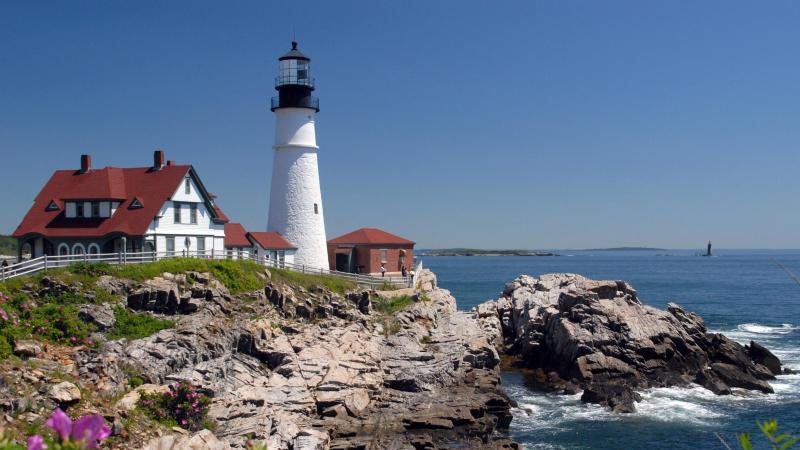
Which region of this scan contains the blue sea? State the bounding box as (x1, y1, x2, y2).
(423, 250, 800, 449)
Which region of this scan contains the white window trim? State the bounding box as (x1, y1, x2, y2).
(87, 243, 100, 256)
(58, 243, 70, 256)
(72, 243, 86, 255)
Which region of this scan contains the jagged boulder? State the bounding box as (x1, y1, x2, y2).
(49, 381, 81, 404)
(79, 303, 116, 330)
(477, 273, 783, 412)
(13, 339, 42, 358)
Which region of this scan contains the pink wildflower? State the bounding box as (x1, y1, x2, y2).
(45, 408, 72, 442)
(26, 435, 47, 450)
(72, 415, 112, 449)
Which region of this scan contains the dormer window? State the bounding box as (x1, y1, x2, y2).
(129, 198, 143, 209)
(45, 200, 59, 212)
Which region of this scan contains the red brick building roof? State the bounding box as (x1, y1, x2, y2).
(224, 223, 250, 247)
(248, 232, 296, 250)
(13, 163, 228, 239)
(328, 228, 414, 245)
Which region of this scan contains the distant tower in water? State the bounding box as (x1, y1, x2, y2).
(706, 241, 713, 257)
(267, 41, 328, 269)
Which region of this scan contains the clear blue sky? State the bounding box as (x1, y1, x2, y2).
(1, 1, 798, 249)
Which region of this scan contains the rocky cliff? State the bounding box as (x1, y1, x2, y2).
(476, 273, 786, 412)
(1, 267, 516, 449)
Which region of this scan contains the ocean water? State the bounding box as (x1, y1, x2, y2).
(423, 250, 800, 449)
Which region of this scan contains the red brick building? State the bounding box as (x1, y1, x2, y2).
(327, 228, 414, 275)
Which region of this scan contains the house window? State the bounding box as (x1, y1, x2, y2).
(380, 249, 388, 263)
(197, 237, 205, 254)
(190, 203, 198, 224)
(166, 236, 175, 254)
(65, 202, 76, 218)
(91, 201, 100, 218)
(76, 202, 84, 218)
(129, 198, 143, 209)
(46, 200, 59, 212)
(58, 244, 69, 256)
(174, 202, 182, 223)
(185, 177, 191, 195)
(314, 203, 319, 214)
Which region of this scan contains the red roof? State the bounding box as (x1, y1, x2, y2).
(13, 164, 227, 239)
(247, 232, 296, 250)
(328, 228, 415, 246)
(212, 205, 230, 223)
(224, 223, 250, 247)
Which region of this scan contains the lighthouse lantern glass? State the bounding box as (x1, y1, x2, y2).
(279, 59, 311, 86)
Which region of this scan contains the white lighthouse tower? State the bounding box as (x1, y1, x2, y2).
(267, 41, 328, 269)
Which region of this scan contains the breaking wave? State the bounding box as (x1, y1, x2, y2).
(736, 323, 797, 335)
(504, 321, 800, 447)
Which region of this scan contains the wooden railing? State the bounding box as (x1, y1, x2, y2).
(0, 250, 411, 289)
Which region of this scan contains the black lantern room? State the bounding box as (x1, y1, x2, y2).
(270, 41, 320, 112)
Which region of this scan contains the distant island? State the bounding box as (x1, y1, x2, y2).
(419, 246, 668, 256)
(419, 248, 557, 257)
(0, 234, 16, 256)
(580, 246, 666, 252)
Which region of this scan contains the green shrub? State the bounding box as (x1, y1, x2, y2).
(68, 262, 113, 277)
(373, 295, 415, 315)
(0, 291, 97, 350)
(129, 376, 145, 388)
(738, 419, 797, 450)
(113, 258, 265, 293)
(138, 382, 212, 431)
(271, 268, 356, 295)
(107, 308, 174, 340)
(0, 335, 12, 359)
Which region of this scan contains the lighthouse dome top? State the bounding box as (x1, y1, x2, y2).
(279, 41, 310, 61)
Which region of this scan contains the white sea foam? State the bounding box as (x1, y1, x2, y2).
(737, 323, 797, 335)
(507, 321, 800, 437)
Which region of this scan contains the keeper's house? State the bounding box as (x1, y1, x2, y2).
(327, 228, 414, 275)
(12, 151, 229, 260)
(224, 222, 297, 265)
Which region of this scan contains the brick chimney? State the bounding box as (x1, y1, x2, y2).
(153, 150, 165, 170)
(80, 154, 92, 173)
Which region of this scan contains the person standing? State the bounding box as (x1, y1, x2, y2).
(401, 265, 407, 277)
(408, 268, 415, 288)
(380, 264, 386, 278)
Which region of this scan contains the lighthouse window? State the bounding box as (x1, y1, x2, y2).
(314, 203, 319, 214)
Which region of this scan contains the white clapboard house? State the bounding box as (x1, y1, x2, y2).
(12, 151, 230, 259)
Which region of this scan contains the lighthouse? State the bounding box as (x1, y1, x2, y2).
(267, 41, 328, 269)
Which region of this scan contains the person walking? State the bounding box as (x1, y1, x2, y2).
(380, 264, 386, 278)
(401, 265, 407, 277)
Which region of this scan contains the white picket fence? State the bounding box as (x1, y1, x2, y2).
(0, 250, 412, 289)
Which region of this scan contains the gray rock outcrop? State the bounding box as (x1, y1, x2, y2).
(76, 269, 515, 449)
(477, 273, 783, 412)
